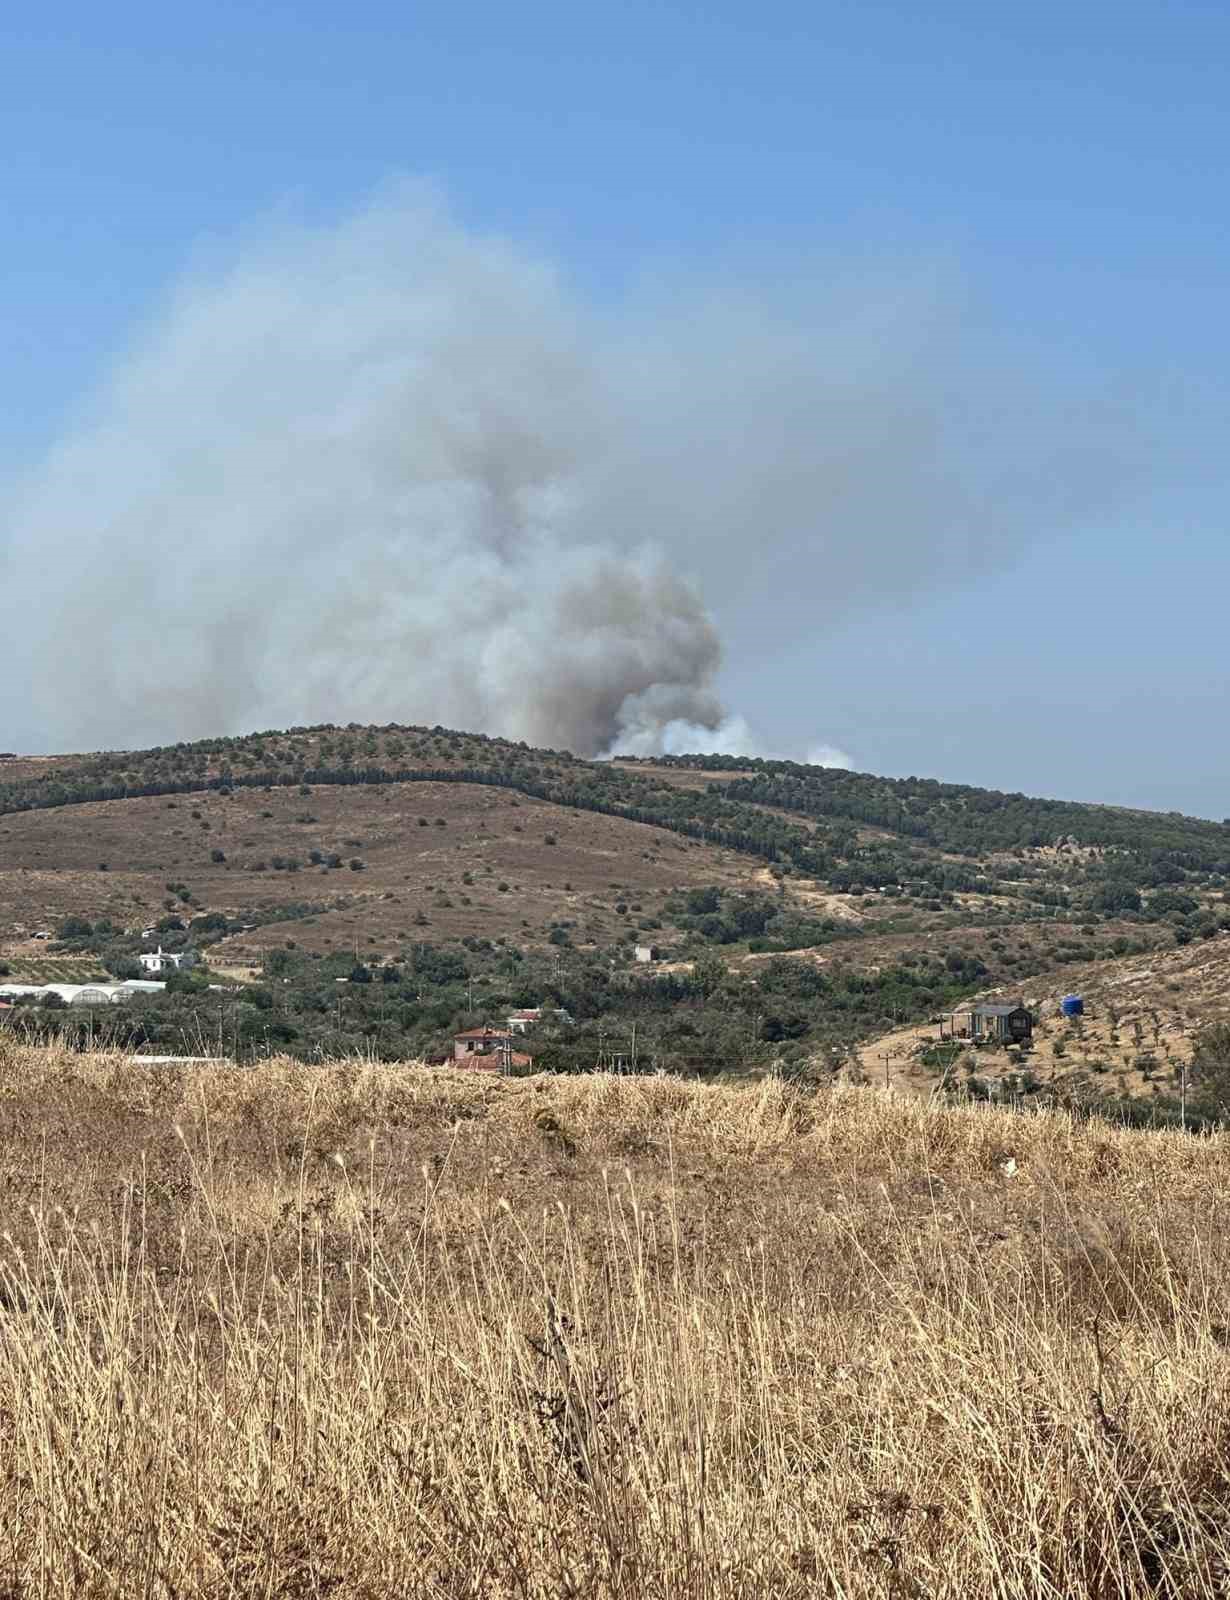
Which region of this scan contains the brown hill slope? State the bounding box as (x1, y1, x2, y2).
(2, 723, 1225, 1087)
(0, 777, 759, 959)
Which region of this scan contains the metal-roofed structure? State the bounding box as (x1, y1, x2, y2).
(942, 1001, 1033, 1044)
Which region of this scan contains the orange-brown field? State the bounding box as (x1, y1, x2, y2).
(1, 1041, 1228, 1596)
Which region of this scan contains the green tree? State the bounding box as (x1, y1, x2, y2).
(693, 951, 727, 998)
(1191, 1023, 1230, 1121)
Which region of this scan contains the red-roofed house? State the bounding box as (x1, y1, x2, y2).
(452, 1028, 533, 1072)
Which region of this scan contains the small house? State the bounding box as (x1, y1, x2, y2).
(633, 944, 659, 964)
(451, 1028, 533, 1072)
(945, 1002, 1033, 1044)
(139, 947, 197, 975)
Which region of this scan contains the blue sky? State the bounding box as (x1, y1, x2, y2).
(3, 1, 1228, 814)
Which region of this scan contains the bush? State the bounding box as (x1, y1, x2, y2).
(1088, 882, 1143, 915)
(165, 969, 206, 996)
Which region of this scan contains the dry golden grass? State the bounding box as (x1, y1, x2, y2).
(1, 1041, 1229, 1597)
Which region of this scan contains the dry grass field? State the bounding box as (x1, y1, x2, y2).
(1, 1044, 1229, 1596)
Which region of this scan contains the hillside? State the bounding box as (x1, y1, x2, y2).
(0, 778, 754, 958)
(1, 1045, 1228, 1597)
(1, 723, 1227, 1086)
(853, 927, 1230, 1107)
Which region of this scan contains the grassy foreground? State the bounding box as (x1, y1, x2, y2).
(0, 1046, 1228, 1597)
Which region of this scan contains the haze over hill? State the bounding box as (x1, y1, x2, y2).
(1, 188, 1130, 765)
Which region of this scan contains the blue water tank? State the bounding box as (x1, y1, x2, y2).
(1061, 994, 1084, 1017)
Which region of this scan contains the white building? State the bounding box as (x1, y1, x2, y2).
(633, 944, 659, 964)
(138, 947, 196, 975)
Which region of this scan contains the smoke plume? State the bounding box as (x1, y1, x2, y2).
(0, 184, 1122, 759)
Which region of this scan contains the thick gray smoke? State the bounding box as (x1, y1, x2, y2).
(0, 185, 1123, 758)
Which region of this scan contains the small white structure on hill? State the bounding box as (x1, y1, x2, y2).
(139, 947, 196, 975)
(633, 944, 659, 964)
